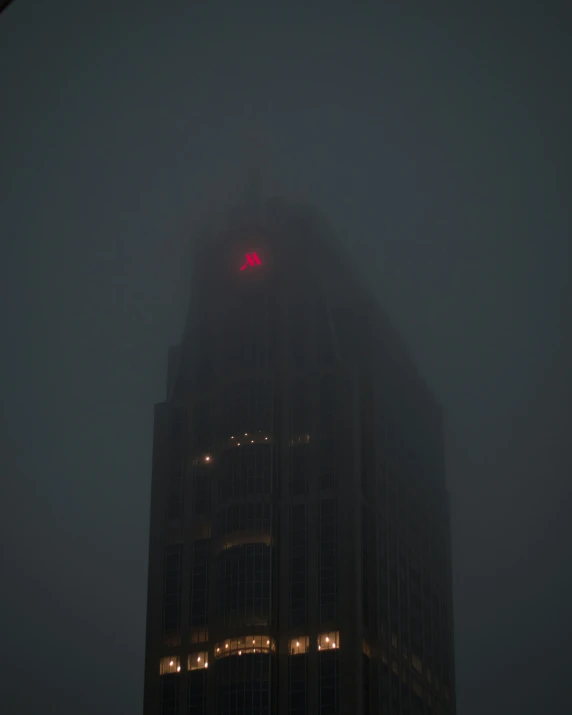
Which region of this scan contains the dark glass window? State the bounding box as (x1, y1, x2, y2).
(319, 649, 339, 714)
(388, 480, 397, 522)
(168, 491, 182, 519)
(289, 653, 308, 714)
(230, 292, 274, 372)
(188, 669, 207, 715)
(362, 653, 370, 715)
(318, 375, 336, 437)
(362, 508, 370, 629)
(381, 664, 390, 710)
(291, 379, 310, 433)
(319, 499, 337, 623)
(290, 305, 309, 370)
(290, 504, 306, 627)
(318, 438, 336, 489)
(163, 544, 182, 635)
(170, 407, 185, 480)
(391, 673, 400, 712)
(160, 673, 179, 715)
(291, 443, 308, 495)
(191, 539, 209, 626)
(216, 653, 272, 715)
(217, 543, 271, 627)
(318, 307, 337, 366)
(219, 444, 272, 502)
(193, 401, 211, 453)
(194, 471, 210, 515)
(226, 380, 273, 436)
(217, 502, 271, 537)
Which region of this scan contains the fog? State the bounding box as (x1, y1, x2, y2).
(1, 1, 571, 713)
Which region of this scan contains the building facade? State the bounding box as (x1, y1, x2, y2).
(143, 199, 456, 714)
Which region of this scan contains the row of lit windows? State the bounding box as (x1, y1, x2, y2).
(160, 654, 208, 674)
(290, 631, 340, 654)
(160, 632, 339, 674)
(214, 635, 277, 658)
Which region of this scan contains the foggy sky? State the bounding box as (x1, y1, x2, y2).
(1, 1, 571, 713)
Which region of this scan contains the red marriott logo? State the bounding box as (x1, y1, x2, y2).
(240, 252, 262, 271)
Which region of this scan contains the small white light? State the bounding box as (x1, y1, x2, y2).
(251, 440, 254, 443)
(197, 656, 201, 662)
(177, 666, 181, 672)
(244, 433, 247, 436)
(296, 641, 300, 647)
(266, 640, 270, 645)
(238, 650, 242, 656)
(326, 636, 329, 642)
(217, 648, 220, 653)
(205, 455, 211, 462)
(332, 643, 336, 648)
(169, 660, 174, 666)
(265, 437, 268, 440)
(205, 662, 208, 668)
(253, 639, 256, 644)
(225, 644, 229, 649)
(318, 645, 321, 650)
(237, 442, 241, 446)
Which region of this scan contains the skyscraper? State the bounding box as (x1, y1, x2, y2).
(143, 199, 456, 715)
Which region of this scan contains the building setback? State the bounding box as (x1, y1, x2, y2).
(143, 199, 456, 715)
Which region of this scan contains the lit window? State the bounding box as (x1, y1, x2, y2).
(317, 631, 339, 650)
(289, 636, 310, 655)
(159, 655, 181, 675)
(188, 651, 208, 671)
(213, 635, 276, 658)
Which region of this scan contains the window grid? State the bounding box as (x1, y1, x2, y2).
(188, 669, 207, 715)
(216, 502, 271, 537)
(191, 540, 209, 626)
(290, 504, 307, 627)
(219, 444, 272, 502)
(291, 443, 308, 495)
(160, 673, 179, 715)
(163, 544, 182, 639)
(289, 652, 308, 714)
(216, 652, 272, 715)
(217, 543, 272, 627)
(319, 499, 337, 623)
(319, 649, 339, 714)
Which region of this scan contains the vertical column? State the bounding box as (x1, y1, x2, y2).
(337, 368, 362, 712)
(143, 402, 171, 715)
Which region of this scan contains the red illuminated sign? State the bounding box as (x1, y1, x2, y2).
(240, 252, 262, 271)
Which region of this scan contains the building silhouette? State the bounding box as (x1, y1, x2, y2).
(143, 199, 456, 714)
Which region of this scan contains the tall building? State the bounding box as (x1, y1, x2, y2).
(143, 199, 456, 715)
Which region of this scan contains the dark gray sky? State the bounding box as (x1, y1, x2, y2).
(1, 1, 571, 713)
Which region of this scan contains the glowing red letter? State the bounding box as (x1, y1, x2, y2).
(240, 252, 262, 271)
